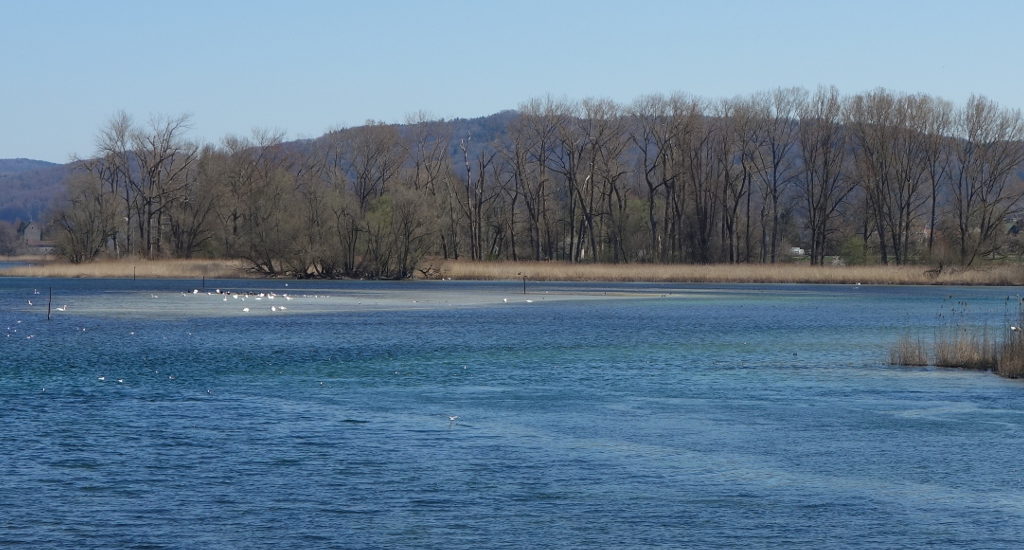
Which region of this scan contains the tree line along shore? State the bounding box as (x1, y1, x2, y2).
(38, 86, 1024, 280)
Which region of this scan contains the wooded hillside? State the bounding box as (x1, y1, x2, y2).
(0, 159, 69, 222)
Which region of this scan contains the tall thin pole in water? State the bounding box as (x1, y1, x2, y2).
(47, 287, 52, 321)
(522, 275, 527, 295)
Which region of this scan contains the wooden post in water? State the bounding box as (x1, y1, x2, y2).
(522, 275, 527, 295)
(47, 287, 52, 321)
(133, 265, 136, 280)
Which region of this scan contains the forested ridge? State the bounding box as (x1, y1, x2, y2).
(48, 86, 1024, 278)
(0, 160, 67, 222)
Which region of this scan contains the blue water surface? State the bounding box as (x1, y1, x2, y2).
(2, 278, 1023, 549)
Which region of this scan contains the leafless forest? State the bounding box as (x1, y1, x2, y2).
(53, 86, 1024, 278)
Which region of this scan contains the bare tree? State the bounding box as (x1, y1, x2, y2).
(213, 129, 294, 274)
(716, 98, 758, 263)
(629, 94, 683, 262)
(582, 99, 631, 263)
(798, 86, 854, 265)
(76, 112, 198, 258)
(748, 88, 804, 262)
(846, 89, 932, 264)
(404, 114, 459, 258)
(129, 114, 199, 257)
(165, 144, 218, 258)
(675, 97, 719, 263)
(454, 136, 499, 260)
(920, 96, 955, 257)
(949, 95, 1024, 265)
(512, 98, 564, 260)
(53, 172, 118, 263)
(82, 111, 134, 256)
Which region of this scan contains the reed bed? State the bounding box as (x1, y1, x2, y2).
(933, 331, 999, 370)
(433, 260, 1024, 286)
(5, 256, 1024, 286)
(0, 254, 49, 263)
(996, 300, 1024, 378)
(0, 258, 250, 279)
(890, 300, 1024, 381)
(997, 332, 1024, 379)
(889, 335, 929, 366)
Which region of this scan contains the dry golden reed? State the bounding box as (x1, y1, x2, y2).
(889, 335, 929, 366)
(889, 303, 1024, 380)
(933, 331, 999, 370)
(432, 260, 1024, 286)
(998, 333, 1024, 379)
(0, 258, 250, 279)
(6, 256, 1024, 287)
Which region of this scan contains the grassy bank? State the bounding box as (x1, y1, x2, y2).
(0, 257, 250, 279)
(432, 260, 1024, 286)
(4, 256, 1024, 285)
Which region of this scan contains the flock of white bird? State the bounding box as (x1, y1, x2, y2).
(180, 288, 297, 314)
(18, 282, 542, 321)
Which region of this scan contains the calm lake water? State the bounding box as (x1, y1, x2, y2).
(2, 278, 1023, 549)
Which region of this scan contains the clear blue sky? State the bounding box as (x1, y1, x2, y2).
(2, 0, 1021, 162)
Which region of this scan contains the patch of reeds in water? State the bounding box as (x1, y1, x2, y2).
(933, 330, 999, 370)
(997, 331, 1024, 379)
(996, 301, 1024, 378)
(890, 300, 1024, 381)
(888, 335, 929, 366)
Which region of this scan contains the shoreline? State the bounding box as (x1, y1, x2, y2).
(2, 256, 1023, 286)
(432, 260, 1024, 286)
(0, 257, 252, 280)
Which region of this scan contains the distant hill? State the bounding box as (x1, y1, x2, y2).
(0, 158, 60, 175)
(0, 159, 72, 223)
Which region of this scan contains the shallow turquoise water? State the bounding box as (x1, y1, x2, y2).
(2, 279, 1023, 548)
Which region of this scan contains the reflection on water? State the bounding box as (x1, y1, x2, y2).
(2, 278, 1023, 548)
